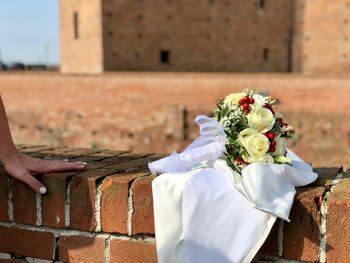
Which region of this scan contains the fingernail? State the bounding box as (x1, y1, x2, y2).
(39, 187, 47, 194)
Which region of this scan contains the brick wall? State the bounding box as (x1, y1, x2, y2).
(0, 145, 349, 262)
(59, 0, 350, 74)
(101, 0, 291, 72)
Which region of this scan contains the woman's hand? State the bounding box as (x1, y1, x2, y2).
(3, 151, 87, 194)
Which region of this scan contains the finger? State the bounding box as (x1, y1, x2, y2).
(16, 170, 47, 194)
(33, 159, 87, 173)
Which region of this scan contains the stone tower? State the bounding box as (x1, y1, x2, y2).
(60, 0, 350, 75)
(292, 0, 350, 75)
(60, 0, 293, 74)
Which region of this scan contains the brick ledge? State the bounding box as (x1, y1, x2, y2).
(0, 145, 348, 263)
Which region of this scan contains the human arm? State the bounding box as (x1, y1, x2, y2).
(0, 96, 86, 194)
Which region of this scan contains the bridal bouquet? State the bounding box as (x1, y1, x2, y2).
(214, 90, 293, 173)
(150, 89, 318, 263)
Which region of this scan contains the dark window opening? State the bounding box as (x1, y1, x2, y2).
(160, 50, 170, 64)
(259, 0, 265, 8)
(263, 48, 269, 61)
(73, 12, 79, 39)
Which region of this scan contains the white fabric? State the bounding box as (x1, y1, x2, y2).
(149, 115, 318, 263)
(148, 115, 226, 175)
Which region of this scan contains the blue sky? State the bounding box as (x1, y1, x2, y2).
(0, 0, 59, 65)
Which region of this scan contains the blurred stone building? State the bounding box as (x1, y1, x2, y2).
(60, 0, 350, 75)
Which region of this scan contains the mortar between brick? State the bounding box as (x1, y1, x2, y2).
(103, 236, 111, 263)
(318, 172, 344, 263)
(0, 252, 11, 260)
(54, 235, 59, 261)
(277, 220, 284, 257)
(127, 179, 137, 236)
(95, 181, 103, 232)
(127, 175, 151, 236)
(36, 193, 42, 226)
(25, 256, 52, 263)
(0, 221, 155, 242)
(65, 180, 72, 227)
(8, 177, 13, 221)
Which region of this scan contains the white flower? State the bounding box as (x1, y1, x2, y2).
(252, 94, 266, 106)
(238, 128, 271, 163)
(271, 136, 287, 156)
(224, 92, 245, 105)
(247, 106, 275, 133)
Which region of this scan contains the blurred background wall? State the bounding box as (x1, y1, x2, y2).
(0, 0, 349, 168)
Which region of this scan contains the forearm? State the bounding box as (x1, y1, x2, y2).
(0, 96, 18, 162)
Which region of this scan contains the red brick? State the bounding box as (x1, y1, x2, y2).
(42, 171, 78, 228)
(37, 147, 99, 161)
(100, 172, 147, 234)
(100, 152, 148, 165)
(102, 155, 154, 170)
(59, 235, 105, 263)
(70, 150, 126, 162)
(327, 179, 350, 263)
(0, 167, 9, 222)
(0, 259, 26, 263)
(0, 226, 55, 260)
(17, 144, 46, 150)
(70, 169, 117, 231)
(283, 187, 323, 262)
(109, 240, 157, 263)
(20, 146, 62, 154)
(132, 176, 155, 235)
(12, 178, 37, 225)
(258, 219, 279, 256)
(85, 162, 111, 170)
(57, 148, 102, 159)
(312, 167, 342, 188)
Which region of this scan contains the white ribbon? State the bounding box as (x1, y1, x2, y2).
(149, 115, 227, 174)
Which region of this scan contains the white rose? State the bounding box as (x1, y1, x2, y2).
(247, 106, 275, 133)
(238, 128, 270, 163)
(252, 94, 266, 106)
(224, 92, 245, 105)
(271, 136, 287, 156)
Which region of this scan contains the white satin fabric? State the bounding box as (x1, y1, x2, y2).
(149, 115, 318, 263)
